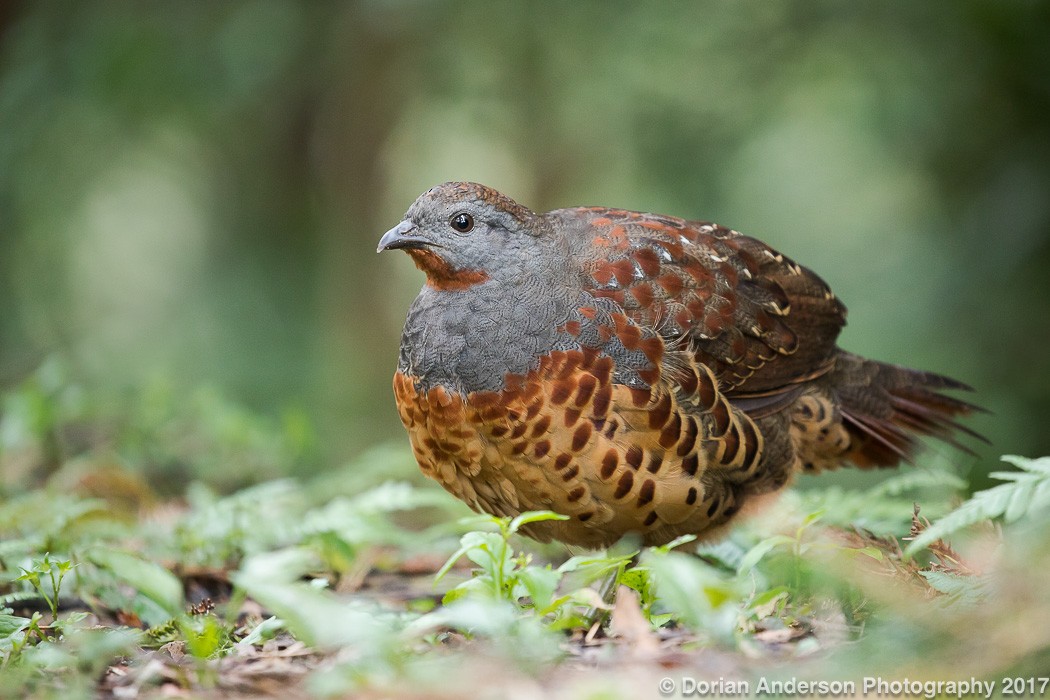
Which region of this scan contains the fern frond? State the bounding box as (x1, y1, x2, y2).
(0, 590, 40, 608)
(919, 570, 991, 607)
(798, 487, 951, 536)
(905, 455, 1050, 555)
(868, 468, 966, 498)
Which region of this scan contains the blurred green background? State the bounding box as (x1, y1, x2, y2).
(1, 1, 1047, 493)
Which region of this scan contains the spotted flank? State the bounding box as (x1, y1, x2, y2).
(393, 344, 765, 548)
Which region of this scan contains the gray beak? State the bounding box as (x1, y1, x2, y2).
(377, 220, 428, 253)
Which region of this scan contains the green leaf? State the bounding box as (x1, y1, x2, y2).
(0, 613, 30, 639)
(344, 480, 457, 515)
(237, 616, 285, 647)
(1002, 454, 1050, 475)
(652, 534, 697, 554)
(436, 533, 497, 583)
(617, 567, 651, 595)
(454, 513, 504, 532)
(237, 547, 318, 584)
(408, 598, 519, 638)
(557, 552, 634, 583)
(508, 510, 568, 535)
(180, 615, 229, 659)
(868, 468, 967, 498)
(747, 586, 790, 619)
(86, 547, 184, 617)
(852, 546, 886, 562)
(905, 455, 1050, 555)
(434, 546, 469, 583)
(738, 535, 794, 575)
(515, 566, 561, 613)
(435, 531, 504, 583)
(14, 569, 40, 587)
(694, 539, 748, 572)
(801, 509, 825, 526)
(443, 576, 493, 605)
(231, 574, 386, 649)
(643, 549, 742, 638)
(919, 571, 990, 606)
(797, 481, 954, 536)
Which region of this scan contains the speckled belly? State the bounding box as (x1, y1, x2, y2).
(392, 347, 774, 548)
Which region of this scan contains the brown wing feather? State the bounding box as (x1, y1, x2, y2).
(571, 207, 847, 397)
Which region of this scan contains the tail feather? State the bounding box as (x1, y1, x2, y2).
(888, 393, 985, 445)
(830, 351, 985, 468)
(839, 408, 913, 465)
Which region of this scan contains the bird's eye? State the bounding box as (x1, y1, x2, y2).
(450, 212, 475, 233)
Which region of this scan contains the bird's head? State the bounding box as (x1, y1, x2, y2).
(377, 182, 547, 290)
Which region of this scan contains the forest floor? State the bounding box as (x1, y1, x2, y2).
(3, 450, 1049, 699)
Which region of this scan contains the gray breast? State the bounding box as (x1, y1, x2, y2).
(398, 281, 665, 396)
(398, 282, 578, 394)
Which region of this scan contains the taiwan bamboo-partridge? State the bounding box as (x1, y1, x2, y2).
(377, 182, 979, 548)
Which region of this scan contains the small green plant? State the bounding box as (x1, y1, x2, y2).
(434, 512, 777, 642)
(435, 511, 648, 630)
(436, 511, 568, 607)
(14, 553, 75, 622)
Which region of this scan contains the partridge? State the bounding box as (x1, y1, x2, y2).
(378, 182, 979, 548)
